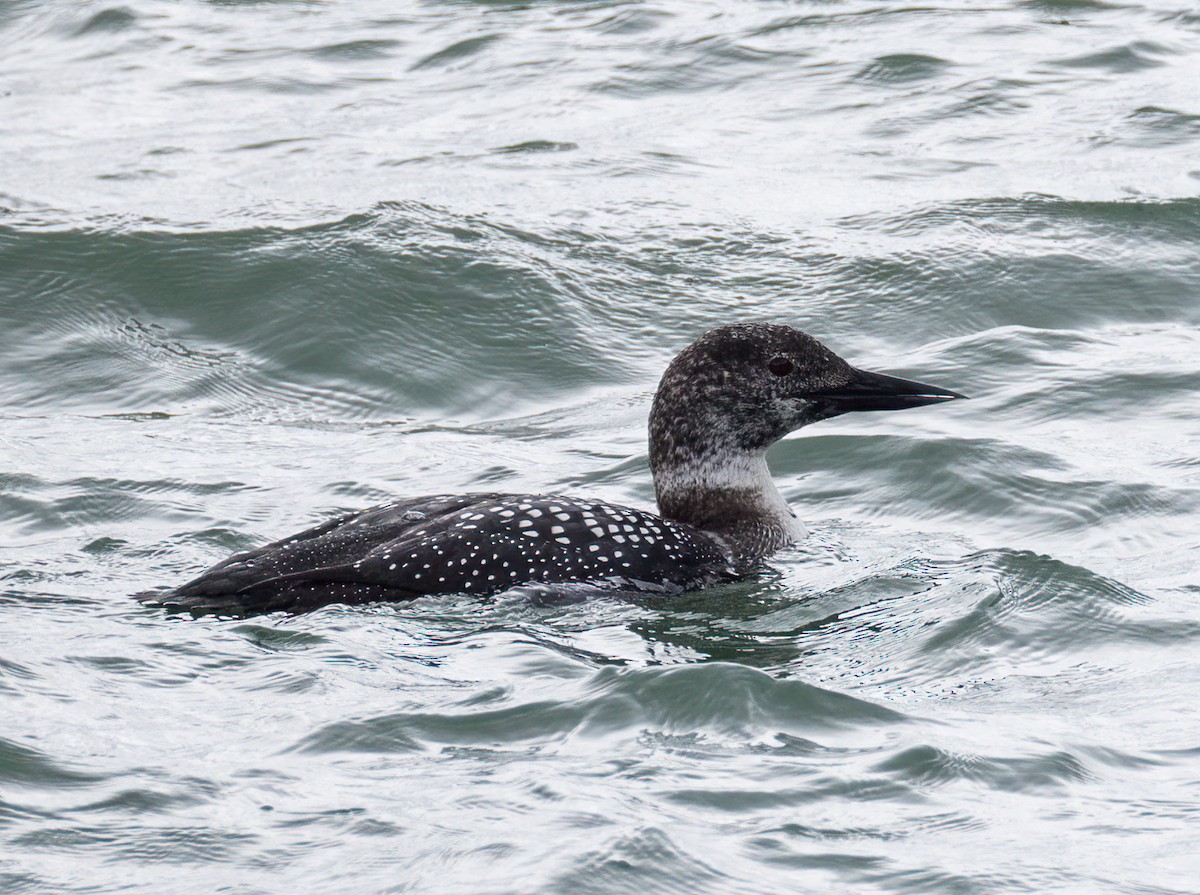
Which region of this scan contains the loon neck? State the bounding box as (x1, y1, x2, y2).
(651, 448, 805, 564)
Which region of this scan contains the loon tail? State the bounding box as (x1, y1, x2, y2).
(139, 573, 418, 616)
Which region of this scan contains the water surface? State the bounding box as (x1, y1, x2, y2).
(2, 1, 1200, 893)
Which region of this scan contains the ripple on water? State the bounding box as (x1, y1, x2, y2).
(0, 738, 104, 789)
(303, 38, 402, 62)
(662, 546, 1191, 708)
(853, 53, 952, 87)
(548, 826, 741, 895)
(875, 744, 1092, 792)
(4, 0, 1200, 890)
(1050, 40, 1172, 74)
(1092, 105, 1200, 148)
(0, 206, 623, 418)
(410, 33, 503, 71)
(70, 7, 138, 37)
(291, 662, 906, 754)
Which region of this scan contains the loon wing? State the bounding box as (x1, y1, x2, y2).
(156, 494, 501, 613)
(157, 493, 731, 615)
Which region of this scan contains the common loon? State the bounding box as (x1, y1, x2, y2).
(158, 323, 964, 613)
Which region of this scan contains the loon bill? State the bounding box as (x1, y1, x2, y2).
(154, 323, 965, 614)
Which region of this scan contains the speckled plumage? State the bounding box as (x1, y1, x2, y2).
(165, 494, 734, 613)
(159, 323, 964, 614)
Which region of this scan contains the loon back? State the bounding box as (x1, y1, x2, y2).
(161, 493, 734, 614)
(154, 322, 964, 614)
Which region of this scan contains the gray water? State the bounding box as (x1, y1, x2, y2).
(3, 1, 1200, 892)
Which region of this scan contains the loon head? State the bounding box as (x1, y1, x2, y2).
(648, 323, 965, 556)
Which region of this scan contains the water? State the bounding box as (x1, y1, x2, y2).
(2, 0, 1199, 892)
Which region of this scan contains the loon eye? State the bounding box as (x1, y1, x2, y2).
(767, 356, 794, 377)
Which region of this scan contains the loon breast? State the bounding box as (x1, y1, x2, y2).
(163, 493, 734, 614)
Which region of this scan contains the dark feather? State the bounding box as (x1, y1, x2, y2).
(155, 493, 732, 615)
